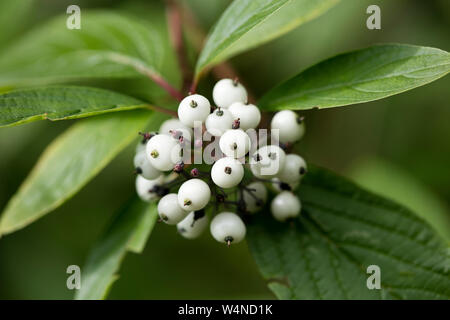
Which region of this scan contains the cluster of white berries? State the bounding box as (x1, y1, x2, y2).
(133, 79, 307, 246)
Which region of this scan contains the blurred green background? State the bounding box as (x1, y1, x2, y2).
(0, 0, 449, 299)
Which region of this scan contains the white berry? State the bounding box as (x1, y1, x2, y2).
(210, 212, 246, 245)
(271, 110, 305, 143)
(135, 175, 164, 202)
(219, 129, 251, 159)
(159, 118, 192, 141)
(133, 150, 161, 180)
(211, 157, 244, 188)
(243, 182, 267, 213)
(250, 145, 286, 178)
(277, 154, 307, 184)
(228, 102, 261, 131)
(213, 79, 248, 109)
(146, 134, 182, 171)
(271, 192, 301, 221)
(177, 179, 211, 211)
(178, 94, 211, 127)
(177, 211, 209, 239)
(205, 108, 233, 136)
(158, 193, 189, 225)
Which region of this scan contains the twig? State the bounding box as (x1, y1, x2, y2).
(180, 3, 255, 102)
(166, 0, 193, 93)
(107, 52, 184, 102)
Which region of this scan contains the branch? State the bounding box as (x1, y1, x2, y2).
(166, 0, 193, 93)
(181, 4, 256, 102)
(107, 52, 184, 102)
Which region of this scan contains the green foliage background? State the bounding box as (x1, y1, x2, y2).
(0, 0, 449, 299)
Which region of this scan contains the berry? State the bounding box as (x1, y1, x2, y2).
(178, 94, 211, 127)
(158, 193, 189, 225)
(219, 129, 251, 159)
(177, 210, 209, 239)
(250, 145, 286, 178)
(228, 102, 261, 131)
(205, 108, 233, 136)
(271, 191, 301, 222)
(212, 78, 248, 109)
(210, 212, 246, 246)
(211, 157, 244, 188)
(243, 182, 267, 213)
(271, 110, 305, 143)
(146, 134, 182, 171)
(135, 175, 164, 202)
(277, 154, 307, 184)
(177, 179, 211, 211)
(159, 118, 192, 141)
(133, 150, 160, 180)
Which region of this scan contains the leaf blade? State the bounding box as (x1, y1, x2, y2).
(259, 44, 450, 111)
(195, 0, 338, 77)
(248, 166, 450, 299)
(0, 111, 151, 235)
(0, 86, 150, 127)
(75, 198, 157, 300)
(0, 11, 174, 87)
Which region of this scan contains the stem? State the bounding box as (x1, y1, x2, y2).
(181, 4, 256, 102)
(166, 0, 193, 93)
(107, 52, 184, 102)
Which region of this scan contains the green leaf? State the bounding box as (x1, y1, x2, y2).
(0, 11, 170, 87)
(259, 44, 450, 111)
(248, 166, 450, 299)
(0, 86, 150, 127)
(75, 198, 157, 300)
(348, 157, 450, 242)
(0, 0, 35, 45)
(195, 0, 338, 77)
(0, 111, 151, 235)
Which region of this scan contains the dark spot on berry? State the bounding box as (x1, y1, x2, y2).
(280, 182, 291, 191)
(190, 100, 198, 108)
(296, 116, 305, 124)
(178, 227, 186, 233)
(224, 166, 232, 174)
(135, 167, 142, 175)
(299, 166, 306, 175)
(216, 109, 224, 116)
(253, 153, 262, 162)
(231, 142, 238, 150)
(268, 152, 277, 160)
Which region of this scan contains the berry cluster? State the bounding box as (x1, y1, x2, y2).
(133, 79, 307, 246)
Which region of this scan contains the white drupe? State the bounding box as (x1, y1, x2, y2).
(228, 102, 261, 131)
(177, 179, 211, 211)
(243, 182, 267, 213)
(271, 191, 301, 222)
(158, 193, 189, 225)
(177, 211, 209, 239)
(250, 145, 286, 178)
(277, 154, 307, 184)
(178, 94, 211, 127)
(219, 129, 251, 159)
(133, 150, 161, 180)
(212, 79, 248, 109)
(146, 134, 182, 171)
(271, 110, 305, 143)
(135, 175, 164, 202)
(205, 108, 233, 136)
(211, 157, 244, 188)
(210, 212, 246, 245)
